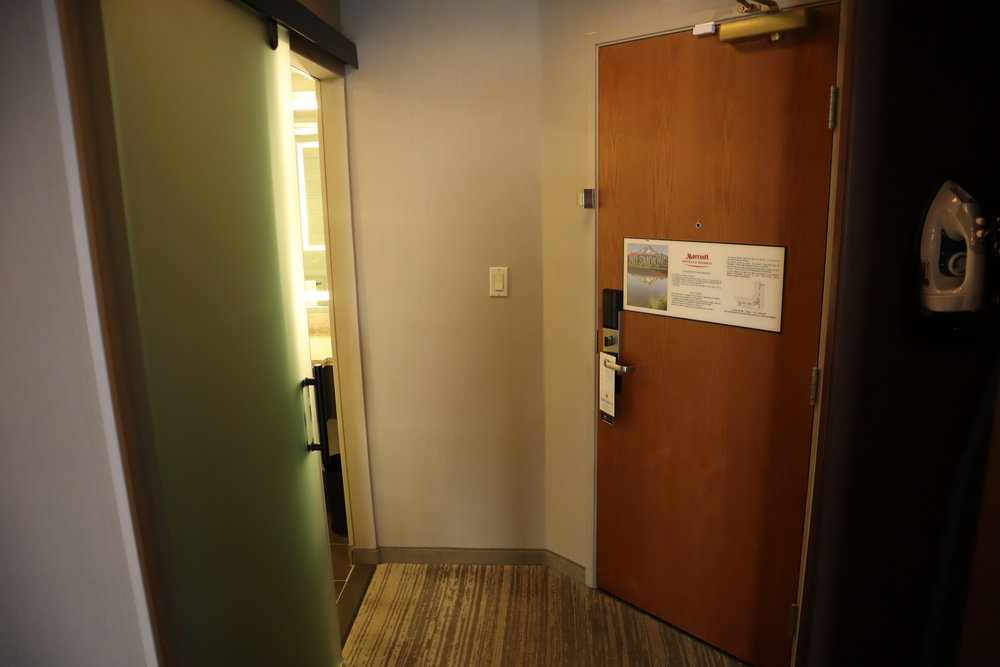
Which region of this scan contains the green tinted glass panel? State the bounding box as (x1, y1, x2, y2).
(100, 0, 339, 662)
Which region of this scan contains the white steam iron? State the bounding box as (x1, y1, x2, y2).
(920, 181, 988, 312)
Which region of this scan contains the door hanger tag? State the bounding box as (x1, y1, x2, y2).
(599, 352, 616, 424)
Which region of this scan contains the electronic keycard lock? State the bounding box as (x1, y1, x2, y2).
(600, 289, 635, 424)
(602, 288, 622, 356)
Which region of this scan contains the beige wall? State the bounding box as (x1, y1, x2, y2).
(340, 0, 545, 549)
(0, 1, 156, 663)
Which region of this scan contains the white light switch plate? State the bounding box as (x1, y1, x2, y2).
(489, 267, 508, 297)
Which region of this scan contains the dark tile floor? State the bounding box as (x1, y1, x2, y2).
(330, 530, 351, 598)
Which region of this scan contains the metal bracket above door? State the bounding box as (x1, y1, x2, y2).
(239, 0, 359, 68)
(719, 7, 809, 42)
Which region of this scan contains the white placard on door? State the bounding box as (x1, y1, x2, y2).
(623, 238, 786, 333)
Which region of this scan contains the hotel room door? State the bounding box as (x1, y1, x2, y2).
(595, 6, 840, 666)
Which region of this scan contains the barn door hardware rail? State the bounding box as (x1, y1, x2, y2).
(239, 0, 358, 68)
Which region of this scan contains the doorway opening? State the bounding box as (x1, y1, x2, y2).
(290, 63, 353, 591)
(287, 57, 375, 640)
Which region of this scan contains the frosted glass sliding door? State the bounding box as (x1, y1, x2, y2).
(99, 0, 339, 662)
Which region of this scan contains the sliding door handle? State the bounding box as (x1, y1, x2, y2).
(302, 364, 331, 464)
(604, 358, 636, 374)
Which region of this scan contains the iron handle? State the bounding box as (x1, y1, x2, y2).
(603, 358, 636, 374)
(302, 364, 331, 465)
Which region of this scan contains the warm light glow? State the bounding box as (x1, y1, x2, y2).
(304, 290, 330, 302)
(297, 142, 325, 251)
(291, 91, 317, 111)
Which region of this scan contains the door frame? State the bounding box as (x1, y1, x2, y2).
(290, 50, 377, 558)
(290, 50, 378, 636)
(587, 2, 855, 663)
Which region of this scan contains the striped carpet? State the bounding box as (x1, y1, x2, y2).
(343, 563, 747, 666)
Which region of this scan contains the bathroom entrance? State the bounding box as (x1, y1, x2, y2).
(288, 58, 376, 639)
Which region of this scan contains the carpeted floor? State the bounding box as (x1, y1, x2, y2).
(343, 563, 747, 666)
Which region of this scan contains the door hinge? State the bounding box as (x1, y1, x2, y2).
(827, 85, 839, 130)
(809, 366, 821, 406)
(789, 603, 799, 637)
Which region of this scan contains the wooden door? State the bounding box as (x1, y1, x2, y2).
(596, 6, 840, 667)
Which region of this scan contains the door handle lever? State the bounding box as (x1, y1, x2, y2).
(604, 358, 636, 374)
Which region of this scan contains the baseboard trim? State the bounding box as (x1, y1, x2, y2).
(350, 547, 586, 584)
(539, 550, 587, 583)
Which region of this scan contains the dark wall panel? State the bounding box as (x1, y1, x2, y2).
(804, 2, 1000, 665)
